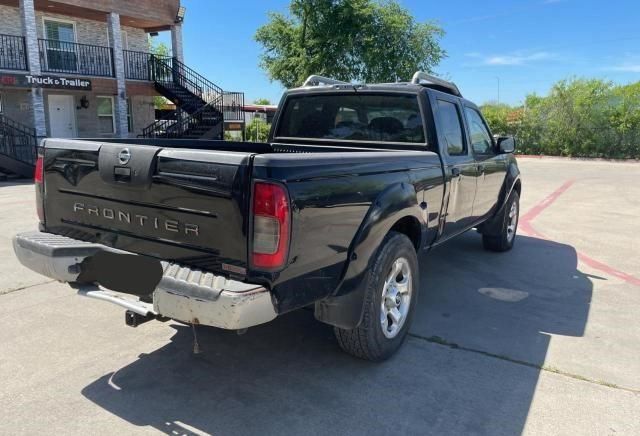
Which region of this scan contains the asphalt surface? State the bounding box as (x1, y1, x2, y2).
(1, 158, 639, 435)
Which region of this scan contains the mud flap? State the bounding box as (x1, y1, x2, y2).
(314, 277, 367, 330)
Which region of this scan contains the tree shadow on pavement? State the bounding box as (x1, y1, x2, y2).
(0, 179, 33, 187)
(82, 233, 591, 436)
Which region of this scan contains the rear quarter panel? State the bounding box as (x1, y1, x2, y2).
(251, 151, 444, 313)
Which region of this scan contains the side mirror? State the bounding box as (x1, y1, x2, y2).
(496, 136, 516, 154)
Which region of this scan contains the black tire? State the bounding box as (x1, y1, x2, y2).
(334, 232, 419, 361)
(482, 191, 520, 252)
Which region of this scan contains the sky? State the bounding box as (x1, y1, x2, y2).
(158, 0, 640, 106)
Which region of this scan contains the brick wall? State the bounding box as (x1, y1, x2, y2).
(130, 94, 155, 136)
(38, 90, 154, 138)
(0, 5, 148, 52)
(0, 4, 157, 138)
(122, 26, 148, 52)
(1, 90, 33, 127)
(0, 5, 21, 35)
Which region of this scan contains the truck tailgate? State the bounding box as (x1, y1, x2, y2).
(41, 139, 253, 275)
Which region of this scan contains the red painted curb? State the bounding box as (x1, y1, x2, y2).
(519, 180, 640, 287)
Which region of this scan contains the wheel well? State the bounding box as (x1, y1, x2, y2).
(390, 216, 421, 251)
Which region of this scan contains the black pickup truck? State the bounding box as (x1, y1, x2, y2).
(14, 72, 520, 361)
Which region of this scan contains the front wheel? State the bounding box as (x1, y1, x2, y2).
(334, 232, 419, 361)
(482, 191, 520, 252)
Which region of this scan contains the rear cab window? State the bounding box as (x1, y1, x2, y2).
(275, 94, 426, 144)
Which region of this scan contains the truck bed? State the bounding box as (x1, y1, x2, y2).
(41, 139, 443, 290)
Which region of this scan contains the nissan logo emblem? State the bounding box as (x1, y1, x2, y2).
(118, 148, 131, 165)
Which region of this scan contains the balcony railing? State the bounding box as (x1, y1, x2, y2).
(124, 50, 173, 81)
(0, 34, 27, 71)
(38, 39, 113, 77)
(123, 50, 152, 80)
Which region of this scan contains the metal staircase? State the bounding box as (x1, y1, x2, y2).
(0, 114, 37, 178)
(141, 56, 226, 139)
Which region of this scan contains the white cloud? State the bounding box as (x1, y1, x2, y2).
(607, 64, 640, 73)
(466, 51, 556, 66)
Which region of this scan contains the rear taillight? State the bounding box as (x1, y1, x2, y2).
(251, 181, 290, 269)
(34, 155, 44, 222)
(34, 155, 44, 184)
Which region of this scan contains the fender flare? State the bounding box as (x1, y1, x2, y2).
(314, 182, 426, 329)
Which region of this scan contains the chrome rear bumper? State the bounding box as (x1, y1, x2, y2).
(13, 231, 277, 329)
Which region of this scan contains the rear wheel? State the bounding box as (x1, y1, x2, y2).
(482, 191, 519, 252)
(334, 232, 419, 361)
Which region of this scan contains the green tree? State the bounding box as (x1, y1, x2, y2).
(246, 118, 271, 142)
(150, 39, 171, 57)
(255, 0, 446, 88)
(480, 103, 512, 136)
(150, 40, 171, 109)
(254, 98, 272, 105)
(480, 78, 640, 158)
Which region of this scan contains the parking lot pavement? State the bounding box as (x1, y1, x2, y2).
(0, 181, 45, 294)
(1, 158, 639, 436)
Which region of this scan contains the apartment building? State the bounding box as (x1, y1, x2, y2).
(0, 0, 244, 177)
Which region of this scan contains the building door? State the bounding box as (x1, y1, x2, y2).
(48, 95, 76, 138)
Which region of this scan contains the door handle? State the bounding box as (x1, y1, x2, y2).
(451, 167, 460, 178)
(477, 164, 485, 173)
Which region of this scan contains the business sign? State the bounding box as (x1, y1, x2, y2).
(0, 73, 91, 90)
(225, 122, 243, 131)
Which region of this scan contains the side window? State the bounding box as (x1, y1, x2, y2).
(465, 108, 494, 154)
(436, 100, 465, 155)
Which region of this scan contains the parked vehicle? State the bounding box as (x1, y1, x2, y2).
(13, 72, 520, 360)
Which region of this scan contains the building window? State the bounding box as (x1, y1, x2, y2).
(43, 19, 77, 72)
(44, 19, 76, 42)
(97, 96, 115, 134)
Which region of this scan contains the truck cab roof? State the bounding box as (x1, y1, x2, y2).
(285, 80, 477, 109)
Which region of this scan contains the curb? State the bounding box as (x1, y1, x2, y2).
(515, 155, 640, 163)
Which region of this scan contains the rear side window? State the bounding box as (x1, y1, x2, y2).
(436, 100, 465, 155)
(465, 108, 494, 154)
(276, 94, 425, 144)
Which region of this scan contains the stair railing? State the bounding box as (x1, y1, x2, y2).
(0, 114, 37, 165)
(142, 95, 225, 139)
(143, 56, 226, 138)
(140, 111, 178, 138)
(151, 56, 223, 112)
